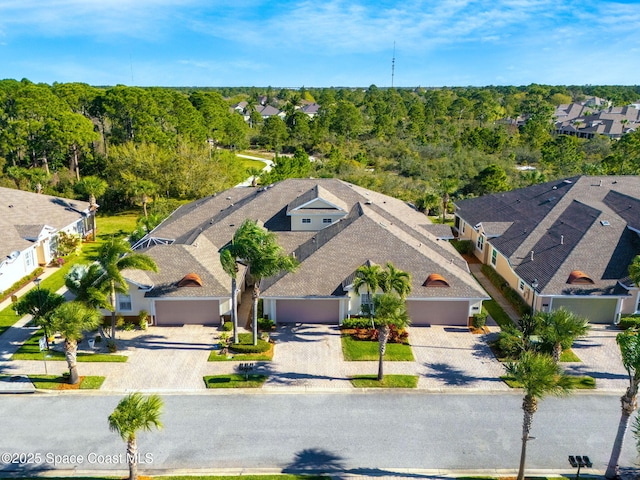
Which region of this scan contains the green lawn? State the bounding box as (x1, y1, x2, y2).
(12, 330, 127, 362)
(350, 374, 418, 388)
(241, 158, 268, 171)
(482, 299, 515, 330)
(560, 349, 581, 362)
(341, 334, 414, 361)
(95, 211, 139, 238)
(27, 374, 105, 390)
(208, 349, 273, 362)
(501, 375, 595, 389)
(203, 374, 268, 388)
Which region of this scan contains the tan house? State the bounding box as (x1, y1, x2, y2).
(454, 176, 640, 323)
(126, 178, 488, 326)
(0, 187, 94, 293)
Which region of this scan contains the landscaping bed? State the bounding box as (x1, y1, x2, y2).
(341, 328, 414, 362)
(208, 332, 274, 361)
(26, 375, 105, 390)
(203, 374, 268, 388)
(11, 330, 127, 362)
(350, 374, 418, 388)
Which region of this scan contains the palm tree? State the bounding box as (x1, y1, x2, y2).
(373, 292, 411, 381)
(75, 175, 108, 240)
(629, 255, 640, 288)
(219, 220, 265, 344)
(605, 329, 640, 478)
(108, 392, 163, 480)
(13, 288, 65, 350)
(353, 262, 383, 325)
(537, 308, 589, 363)
(50, 301, 102, 384)
(379, 262, 412, 299)
(65, 263, 110, 309)
(95, 238, 158, 346)
(505, 351, 574, 480)
(233, 220, 298, 345)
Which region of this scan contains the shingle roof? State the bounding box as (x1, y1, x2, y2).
(136, 178, 484, 302)
(0, 187, 90, 259)
(455, 176, 640, 297)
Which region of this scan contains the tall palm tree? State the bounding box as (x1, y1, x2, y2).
(108, 392, 163, 480)
(65, 263, 110, 309)
(75, 175, 108, 240)
(605, 329, 640, 478)
(219, 220, 265, 344)
(505, 351, 573, 480)
(353, 263, 383, 324)
(233, 220, 298, 345)
(537, 308, 589, 363)
(50, 301, 102, 384)
(95, 238, 158, 346)
(13, 288, 65, 350)
(372, 292, 411, 381)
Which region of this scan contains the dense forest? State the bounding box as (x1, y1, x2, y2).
(1, 79, 639, 229)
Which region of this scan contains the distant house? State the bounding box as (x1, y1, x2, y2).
(454, 176, 640, 324)
(300, 103, 321, 118)
(0, 187, 94, 293)
(123, 179, 488, 327)
(553, 103, 639, 139)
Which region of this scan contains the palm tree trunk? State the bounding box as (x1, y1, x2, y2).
(110, 280, 117, 343)
(378, 324, 390, 381)
(605, 389, 637, 478)
(127, 437, 138, 480)
(552, 343, 562, 364)
(517, 395, 537, 480)
(252, 282, 260, 346)
(231, 277, 238, 344)
(65, 339, 79, 384)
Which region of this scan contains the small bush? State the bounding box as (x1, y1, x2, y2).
(619, 315, 640, 330)
(341, 317, 374, 329)
(481, 265, 532, 316)
(123, 322, 135, 331)
(451, 239, 474, 255)
(350, 325, 409, 344)
(222, 321, 233, 331)
(472, 311, 487, 329)
(257, 317, 275, 331)
(107, 340, 117, 353)
(230, 333, 270, 354)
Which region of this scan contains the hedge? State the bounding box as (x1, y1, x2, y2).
(481, 264, 532, 316)
(619, 315, 640, 330)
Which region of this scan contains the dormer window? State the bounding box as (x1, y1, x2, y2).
(423, 274, 450, 287)
(567, 270, 594, 285)
(178, 273, 203, 287)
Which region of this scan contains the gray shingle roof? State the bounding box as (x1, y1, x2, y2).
(455, 175, 640, 297)
(0, 187, 90, 259)
(137, 178, 484, 302)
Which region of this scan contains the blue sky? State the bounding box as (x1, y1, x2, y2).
(1, 0, 639, 87)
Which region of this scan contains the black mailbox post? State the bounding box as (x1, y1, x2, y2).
(568, 455, 592, 479)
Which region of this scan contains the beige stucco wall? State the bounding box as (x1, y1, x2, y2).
(621, 290, 640, 315)
(290, 213, 345, 231)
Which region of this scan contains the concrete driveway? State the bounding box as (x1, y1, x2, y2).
(0, 322, 629, 393)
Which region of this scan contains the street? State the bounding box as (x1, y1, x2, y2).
(0, 391, 636, 476)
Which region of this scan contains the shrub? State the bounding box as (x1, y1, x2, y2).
(451, 239, 474, 255)
(619, 315, 640, 330)
(341, 317, 374, 329)
(481, 265, 532, 316)
(350, 325, 409, 344)
(230, 333, 271, 354)
(257, 317, 275, 331)
(495, 327, 524, 360)
(472, 311, 487, 329)
(222, 321, 233, 331)
(138, 310, 149, 330)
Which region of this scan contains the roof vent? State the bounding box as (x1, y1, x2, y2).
(600, 220, 610, 226)
(563, 179, 573, 184)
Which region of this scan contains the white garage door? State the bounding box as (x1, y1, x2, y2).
(406, 300, 470, 326)
(276, 299, 340, 324)
(155, 299, 219, 326)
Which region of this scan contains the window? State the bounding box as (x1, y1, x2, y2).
(360, 293, 373, 314)
(117, 294, 132, 311)
(518, 280, 525, 291)
(322, 218, 332, 224)
(476, 234, 484, 251)
(24, 249, 34, 269)
(461, 223, 465, 234)
(302, 218, 311, 224)
(491, 249, 497, 267)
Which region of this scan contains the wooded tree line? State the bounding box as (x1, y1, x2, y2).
(1, 79, 639, 216)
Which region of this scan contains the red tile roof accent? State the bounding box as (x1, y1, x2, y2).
(567, 270, 594, 285)
(178, 273, 203, 287)
(424, 273, 450, 287)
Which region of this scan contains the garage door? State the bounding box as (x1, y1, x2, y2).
(154, 299, 219, 326)
(406, 300, 470, 326)
(276, 299, 340, 324)
(551, 297, 617, 324)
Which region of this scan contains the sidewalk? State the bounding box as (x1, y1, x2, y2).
(468, 263, 520, 322)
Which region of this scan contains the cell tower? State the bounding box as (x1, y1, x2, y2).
(391, 41, 396, 88)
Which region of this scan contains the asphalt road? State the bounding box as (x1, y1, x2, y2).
(0, 392, 636, 476)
